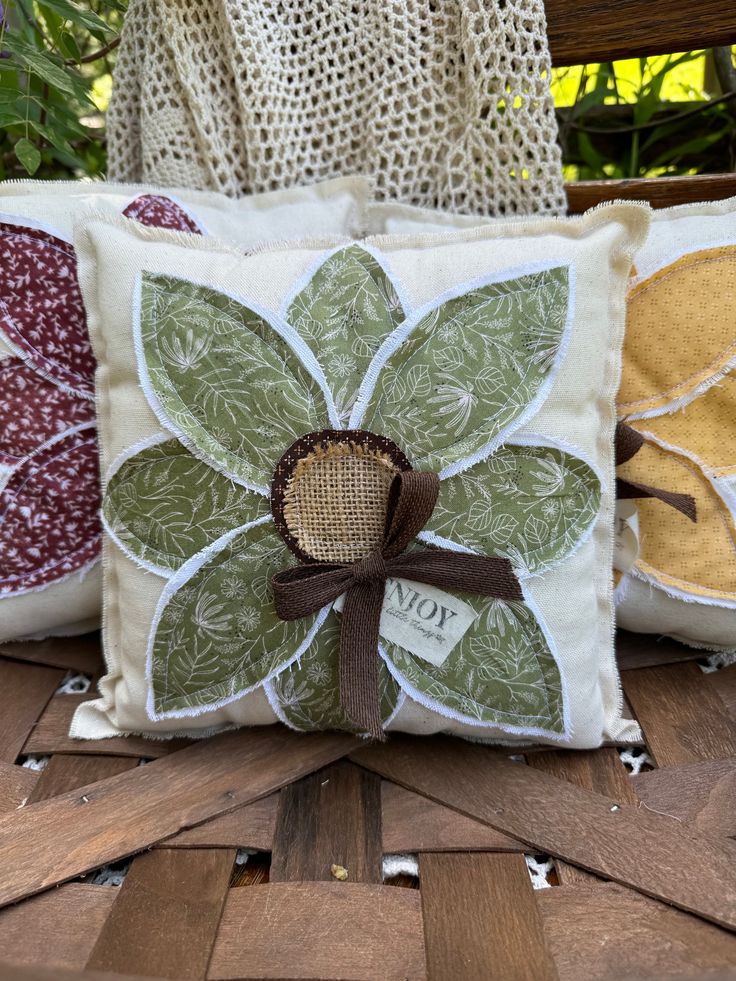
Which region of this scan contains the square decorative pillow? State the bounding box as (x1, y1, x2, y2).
(72, 203, 649, 746)
(612, 195, 736, 653)
(0, 177, 370, 643)
(369, 195, 736, 655)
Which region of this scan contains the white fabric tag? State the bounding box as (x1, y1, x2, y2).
(613, 500, 640, 574)
(334, 576, 477, 667)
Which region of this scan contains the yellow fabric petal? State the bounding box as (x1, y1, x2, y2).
(618, 246, 736, 417)
(619, 436, 736, 603)
(641, 372, 736, 476)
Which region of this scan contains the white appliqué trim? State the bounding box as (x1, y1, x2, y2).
(145, 517, 331, 721)
(377, 581, 572, 742)
(131, 271, 340, 496)
(623, 352, 736, 422)
(628, 561, 736, 611)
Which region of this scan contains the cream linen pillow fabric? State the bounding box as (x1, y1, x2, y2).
(0, 177, 371, 643)
(72, 204, 649, 746)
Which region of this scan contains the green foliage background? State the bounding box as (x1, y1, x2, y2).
(0, 0, 733, 183)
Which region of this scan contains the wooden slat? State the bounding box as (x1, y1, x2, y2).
(382, 780, 523, 853)
(633, 759, 736, 838)
(0, 761, 39, 812)
(207, 882, 426, 980)
(420, 852, 557, 981)
(0, 964, 162, 981)
(527, 748, 638, 885)
(0, 884, 116, 974)
(0, 635, 101, 676)
(87, 848, 234, 979)
(26, 754, 138, 804)
(23, 694, 190, 758)
(162, 793, 278, 851)
(623, 662, 736, 766)
(546, 0, 736, 65)
(615, 629, 704, 672)
(270, 760, 382, 883)
(538, 883, 736, 980)
(164, 778, 525, 854)
(710, 664, 736, 721)
(352, 736, 736, 931)
(566, 174, 736, 214)
(0, 726, 355, 908)
(0, 658, 65, 763)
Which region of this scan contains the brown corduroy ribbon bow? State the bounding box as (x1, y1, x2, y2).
(615, 422, 697, 521)
(271, 470, 522, 740)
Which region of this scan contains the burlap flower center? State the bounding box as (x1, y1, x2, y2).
(271, 429, 411, 563)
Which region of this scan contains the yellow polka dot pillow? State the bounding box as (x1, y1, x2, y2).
(614, 196, 736, 653)
(71, 203, 648, 746)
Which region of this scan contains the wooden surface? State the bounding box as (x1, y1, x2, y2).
(0, 658, 64, 762)
(538, 884, 736, 980)
(623, 662, 736, 766)
(0, 726, 355, 908)
(208, 882, 426, 980)
(87, 849, 234, 979)
(2, 624, 736, 978)
(545, 0, 736, 65)
(270, 761, 382, 883)
(420, 852, 557, 981)
(352, 736, 736, 930)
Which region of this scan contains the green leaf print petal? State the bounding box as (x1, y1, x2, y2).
(363, 267, 570, 472)
(269, 607, 400, 733)
(138, 273, 328, 489)
(383, 594, 565, 735)
(150, 523, 319, 717)
(103, 439, 270, 574)
(424, 443, 600, 574)
(287, 246, 406, 425)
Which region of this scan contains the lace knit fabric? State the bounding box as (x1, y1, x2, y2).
(106, 0, 567, 217)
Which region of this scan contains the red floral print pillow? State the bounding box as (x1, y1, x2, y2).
(0, 195, 202, 602)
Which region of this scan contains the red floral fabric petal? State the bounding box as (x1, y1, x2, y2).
(0, 223, 93, 398)
(0, 358, 94, 466)
(0, 426, 101, 595)
(123, 195, 202, 234)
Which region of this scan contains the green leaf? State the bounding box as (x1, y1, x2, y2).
(103, 439, 271, 573)
(383, 592, 565, 734)
(363, 266, 570, 472)
(37, 0, 114, 37)
(14, 138, 41, 175)
(425, 443, 600, 574)
(287, 245, 406, 425)
(2, 34, 91, 103)
(270, 608, 400, 733)
(150, 523, 317, 717)
(138, 273, 329, 489)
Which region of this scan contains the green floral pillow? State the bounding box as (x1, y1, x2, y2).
(72, 205, 649, 747)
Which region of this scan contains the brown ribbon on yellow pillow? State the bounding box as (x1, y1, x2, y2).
(616, 422, 697, 522)
(272, 470, 522, 739)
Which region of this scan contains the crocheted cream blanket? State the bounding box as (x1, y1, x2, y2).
(107, 0, 566, 217)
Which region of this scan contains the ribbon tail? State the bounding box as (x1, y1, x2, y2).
(339, 580, 386, 741)
(616, 477, 697, 522)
